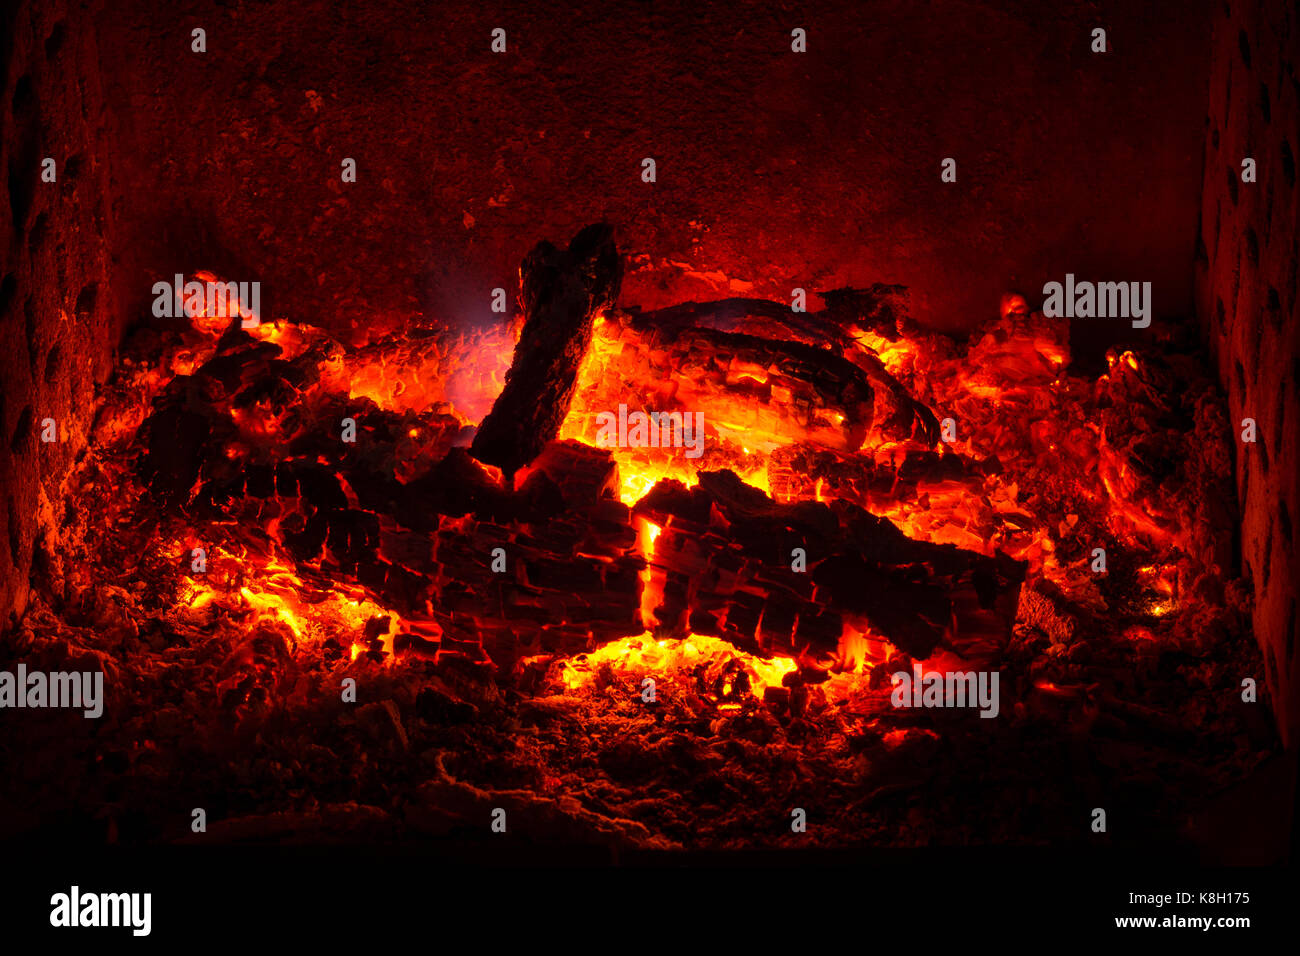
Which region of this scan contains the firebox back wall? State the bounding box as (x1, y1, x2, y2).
(96, 0, 1210, 337)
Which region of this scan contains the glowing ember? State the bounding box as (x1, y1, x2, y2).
(71, 269, 1232, 710)
(175, 543, 403, 658)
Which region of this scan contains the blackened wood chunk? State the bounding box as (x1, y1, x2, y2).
(196, 339, 281, 396)
(470, 223, 623, 478)
(634, 479, 714, 524)
(813, 555, 951, 658)
(620, 291, 938, 447)
(515, 467, 568, 518)
(274, 461, 299, 497)
(529, 440, 619, 507)
(795, 607, 842, 648)
(696, 469, 841, 543)
(681, 469, 1025, 661)
(400, 447, 511, 525)
(285, 511, 329, 562)
(325, 509, 380, 568)
(294, 463, 348, 512)
(819, 284, 910, 341)
(246, 463, 276, 498)
(231, 358, 309, 411)
(138, 401, 211, 505)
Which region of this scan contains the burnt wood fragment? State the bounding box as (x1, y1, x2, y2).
(138, 398, 211, 505)
(819, 284, 910, 341)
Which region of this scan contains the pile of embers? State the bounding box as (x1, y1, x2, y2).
(1, 225, 1275, 849)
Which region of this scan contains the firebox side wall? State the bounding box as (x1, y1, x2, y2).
(93, 0, 1209, 343)
(0, 0, 134, 631)
(1196, 0, 1300, 748)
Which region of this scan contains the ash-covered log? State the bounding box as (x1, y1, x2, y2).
(470, 223, 623, 478)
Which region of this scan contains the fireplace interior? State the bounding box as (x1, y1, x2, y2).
(0, 0, 1296, 863)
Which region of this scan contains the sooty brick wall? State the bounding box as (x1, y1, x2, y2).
(1196, 0, 1300, 747)
(0, 0, 132, 631)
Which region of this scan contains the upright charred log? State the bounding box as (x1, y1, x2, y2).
(470, 223, 622, 478)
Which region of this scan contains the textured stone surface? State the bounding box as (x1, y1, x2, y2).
(0, 0, 133, 631)
(89, 0, 1211, 338)
(1195, 0, 1300, 746)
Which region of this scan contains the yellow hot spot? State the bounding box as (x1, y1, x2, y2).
(240, 586, 305, 641)
(559, 633, 798, 694)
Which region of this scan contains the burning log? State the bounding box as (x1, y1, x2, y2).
(127, 249, 1201, 688)
(470, 223, 623, 478)
(24, 216, 1258, 858)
